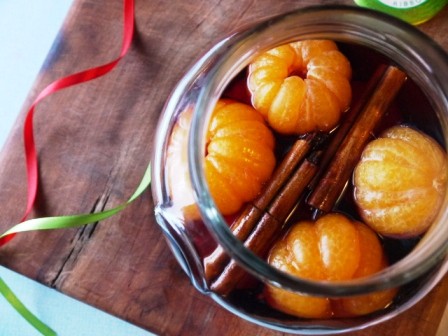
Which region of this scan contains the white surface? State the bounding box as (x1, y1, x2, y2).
(0, 1, 154, 335)
(0, 1, 70, 151)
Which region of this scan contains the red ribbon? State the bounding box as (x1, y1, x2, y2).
(0, 0, 135, 246)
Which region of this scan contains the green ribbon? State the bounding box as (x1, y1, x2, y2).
(0, 277, 57, 336)
(0, 163, 151, 335)
(0, 164, 151, 238)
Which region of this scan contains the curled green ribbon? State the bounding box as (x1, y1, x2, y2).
(0, 277, 57, 336)
(0, 164, 151, 238)
(0, 163, 151, 335)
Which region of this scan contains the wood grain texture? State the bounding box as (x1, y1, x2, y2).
(0, 1, 446, 335)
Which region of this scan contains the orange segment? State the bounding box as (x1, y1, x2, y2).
(302, 78, 341, 133)
(307, 50, 352, 79)
(268, 239, 295, 273)
(248, 65, 288, 92)
(315, 214, 360, 281)
(331, 223, 397, 317)
(250, 80, 282, 117)
(351, 222, 383, 277)
(249, 53, 283, 73)
(212, 120, 275, 149)
(208, 99, 264, 138)
(293, 40, 338, 64)
(265, 285, 332, 319)
(334, 259, 398, 317)
(307, 67, 351, 111)
(207, 137, 275, 182)
(286, 221, 326, 280)
(268, 76, 306, 134)
(206, 154, 262, 202)
(265, 230, 332, 319)
(204, 158, 244, 215)
(333, 283, 398, 317)
(266, 44, 301, 71)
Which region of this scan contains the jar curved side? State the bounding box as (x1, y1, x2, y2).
(189, 5, 448, 296)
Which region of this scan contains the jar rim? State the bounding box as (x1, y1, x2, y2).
(188, 5, 448, 296)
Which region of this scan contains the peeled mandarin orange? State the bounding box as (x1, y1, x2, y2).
(265, 213, 396, 318)
(333, 256, 397, 317)
(248, 40, 352, 134)
(166, 99, 276, 219)
(354, 125, 447, 237)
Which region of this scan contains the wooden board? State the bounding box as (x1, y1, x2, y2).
(0, 0, 447, 335)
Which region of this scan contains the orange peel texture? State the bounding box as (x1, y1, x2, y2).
(248, 40, 352, 134)
(166, 99, 276, 220)
(265, 213, 397, 318)
(354, 125, 447, 237)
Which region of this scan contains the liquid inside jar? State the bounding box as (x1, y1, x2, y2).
(164, 41, 446, 320)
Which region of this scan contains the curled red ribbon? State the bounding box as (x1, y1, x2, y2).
(0, 0, 135, 246)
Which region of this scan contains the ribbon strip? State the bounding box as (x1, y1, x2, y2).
(0, 277, 57, 336)
(0, 0, 134, 246)
(0, 0, 148, 335)
(0, 164, 151, 238)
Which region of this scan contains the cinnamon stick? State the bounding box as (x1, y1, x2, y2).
(307, 64, 388, 190)
(207, 65, 407, 296)
(307, 65, 407, 213)
(204, 133, 316, 281)
(210, 155, 319, 294)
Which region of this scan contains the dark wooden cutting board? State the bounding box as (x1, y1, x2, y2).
(0, 0, 446, 335)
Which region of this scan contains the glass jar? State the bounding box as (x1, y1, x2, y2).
(151, 5, 448, 334)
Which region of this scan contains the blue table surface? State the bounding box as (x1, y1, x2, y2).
(0, 1, 154, 335)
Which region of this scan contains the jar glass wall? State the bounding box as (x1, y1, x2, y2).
(152, 5, 448, 334)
